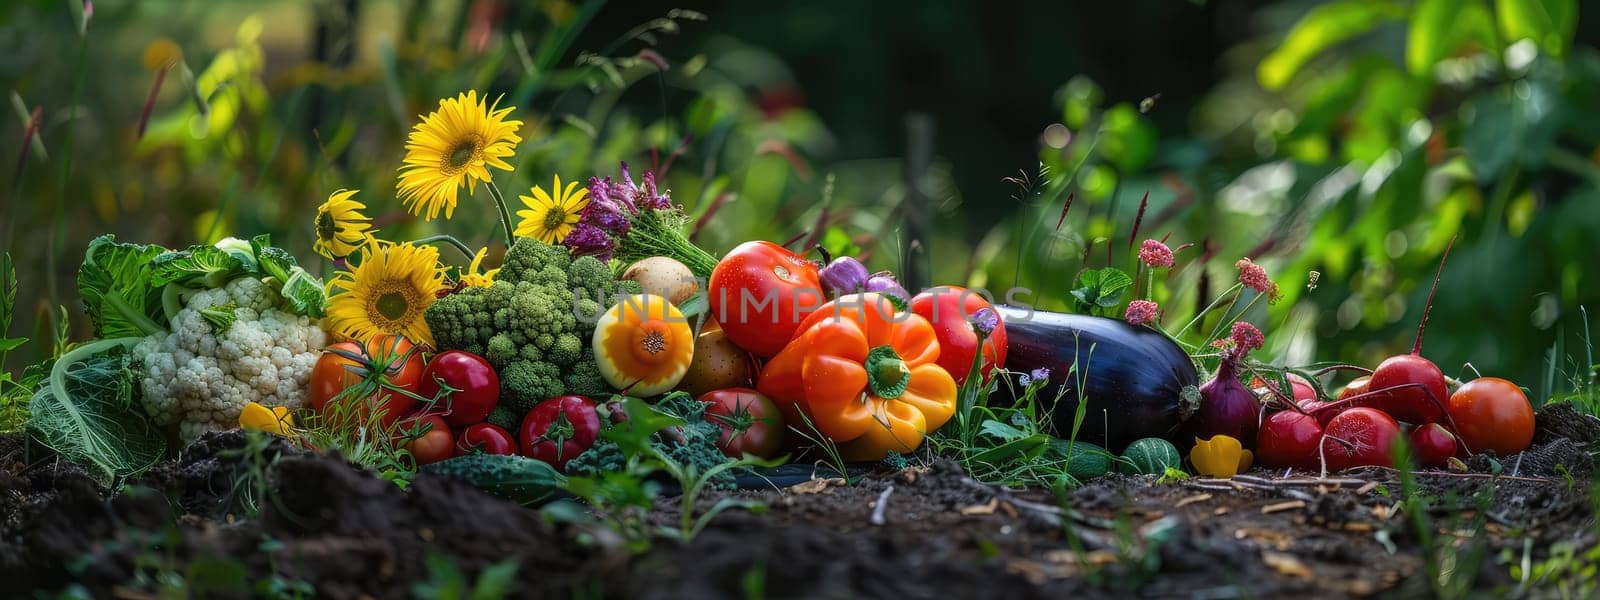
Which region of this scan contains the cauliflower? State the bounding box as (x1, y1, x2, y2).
(133, 277, 327, 441)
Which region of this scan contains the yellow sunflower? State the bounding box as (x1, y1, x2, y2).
(396, 90, 524, 221)
(325, 240, 447, 347)
(313, 189, 376, 260)
(459, 247, 500, 288)
(515, 175, 589, 244)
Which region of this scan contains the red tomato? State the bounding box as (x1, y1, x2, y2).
(1368, 354, 1448, 424)
(699, 388, 784, 459)
(1320, 407, 1401, 470)
(1409, 423, 1457, 467)
(308, 335, 425, 428)
(417, 350, 501, 427)
(910, 286, 1007, 384)
(1256, 410, 1323, 470)
(401, 414, 454, 465)
(1447, 377, 1534, 456)
(520, 396, 602, 471)
(455, 423, 517, 456)
(708, 241, 825, 357)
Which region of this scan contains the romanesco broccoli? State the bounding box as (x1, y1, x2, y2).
(425, 238, 638, 419)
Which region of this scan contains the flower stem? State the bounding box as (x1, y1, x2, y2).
(1174, 282, 1242, 341)
(483, 180, 516, 248)
(411, 234, 476, 261)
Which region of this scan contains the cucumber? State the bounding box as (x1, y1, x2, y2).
(1117, 437, 1181, 475)
(422, 454, 566, 505)
(1048, 440, 1115, 480)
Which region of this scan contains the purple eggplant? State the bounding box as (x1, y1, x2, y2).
(992, 306, 1198, 453)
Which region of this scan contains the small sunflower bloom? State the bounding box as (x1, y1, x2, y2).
(325, 240, 448, 347)
(1191, 435, 1253, 478)
(459, 247, 500, 288)
(1125, 300, 1160, 326)
(313, 189, 375, 260)
(396, 91, 524, 221)
(239, 402, 295, 437)
(1138, 239, 1174, 268)
(516, 175, 589, 244)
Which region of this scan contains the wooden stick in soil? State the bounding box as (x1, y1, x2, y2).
(870, 484, 894, 526)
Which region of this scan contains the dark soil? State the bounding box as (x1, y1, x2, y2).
(2, 405, 1597, 599)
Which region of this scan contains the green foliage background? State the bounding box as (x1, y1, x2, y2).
(1, 0, 1597, 401)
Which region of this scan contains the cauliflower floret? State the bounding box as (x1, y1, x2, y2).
(135, 278, 328, 441)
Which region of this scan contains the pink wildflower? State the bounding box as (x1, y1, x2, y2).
(1138, 239, 1174, 268)
(1235, 257, 1279, 300)
(1230, 321, 1264, 353)
(1124, 300, 1160, 327)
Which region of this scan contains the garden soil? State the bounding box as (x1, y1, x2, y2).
(2, 404, 1597, 599)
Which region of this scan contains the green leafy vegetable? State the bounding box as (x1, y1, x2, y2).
(27, 338, 167, 484)
(251, 234, 296, 283)
(149, 245, 247, 289)
(76, 235, 167, 338)
(200, 303, 239, 333)
(1070, 267, 1134, 315)
(213, 237, 259, 272)
(279, 266, 327, 318)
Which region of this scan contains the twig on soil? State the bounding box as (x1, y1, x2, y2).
(1370, 467, 1553, 483)
(1261, 500, 1307, 514)
(870, 484, 894, 526)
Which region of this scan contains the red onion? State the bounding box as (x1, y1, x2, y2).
(1190, 360, 1261, 447)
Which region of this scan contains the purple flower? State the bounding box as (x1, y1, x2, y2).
(969, 307, 998, 338)
(562, 223, 616, 259)
(1028, 367, 1050, 382)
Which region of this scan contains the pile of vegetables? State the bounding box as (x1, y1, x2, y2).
(13, 87, 1553, 529)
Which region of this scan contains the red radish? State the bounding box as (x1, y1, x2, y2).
(1256, 410, 1324, 470)
(1409, 423, 1456, 467)
(1365, 239, 1455, 425)
(1253, 372, 1317, 405)
(1338, 375, 1371, 401)
(1320, 407, 1401, 471)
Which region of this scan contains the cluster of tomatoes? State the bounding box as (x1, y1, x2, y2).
(1255, 351, 1537, 471)
(303, 335, 796, 469)
(306, 336, 511, 464)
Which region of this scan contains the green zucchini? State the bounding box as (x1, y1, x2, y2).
(422, 454, 566, 505)
(1048, 440, 1115, 480)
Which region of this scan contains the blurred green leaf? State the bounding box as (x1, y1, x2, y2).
(1099, 103, 1157, 173)
(1408, 0, 1499, 75)
(1462, 80, 1563, 181)
(1259, 1, 1404, 91)
(1495, 0, 1577, 58)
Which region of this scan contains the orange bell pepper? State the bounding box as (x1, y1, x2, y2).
(758, 293, 957, 460)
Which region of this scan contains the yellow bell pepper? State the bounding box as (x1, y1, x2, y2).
(239, 402, 295, 437)
(1190, 435, 1253, 478)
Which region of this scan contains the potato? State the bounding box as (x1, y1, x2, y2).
(677, 319, 753, 396)
(621, 256, 699, 306)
